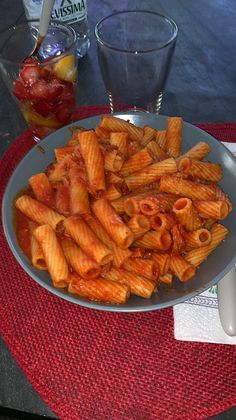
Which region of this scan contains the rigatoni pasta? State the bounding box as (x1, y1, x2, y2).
(14, 114, 231, 305)
(15, 195, 65, 230)
(79, 130, 105, 191)
(101, 267, 156, 298)
(92, 198, 134, 249)
(63, 215, 113, 265)
(29, 222, 47, 271)
(124, 157, 177, 190)
(33, 224, 69, 288)
(68, 272, 130, 304)
(60, 236, 100, 279)
(166, 117, 182, 158)
(29, 173, 54, 207)
(69, 166, 90, 215)
(178, 156, 222, 182)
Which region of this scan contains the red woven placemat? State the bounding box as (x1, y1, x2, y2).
(0, 105, 236, 420)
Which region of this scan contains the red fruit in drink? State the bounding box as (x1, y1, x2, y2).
(30, 78, 64, 101)
(56, 100, 75, 124)
(61, 81, 75, 101)
(23, 57, 38, 65)
(40, 65, 53, 80)
(20, 63, 41, 85)
(30, 79, 48, 100)
(47, 78, 64, 99)
(13, 80, 30, 101)
(32, 100, 55, 117)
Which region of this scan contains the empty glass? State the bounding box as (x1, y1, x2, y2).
(0, 20, 77, 142)
(95, 10, 178, 113)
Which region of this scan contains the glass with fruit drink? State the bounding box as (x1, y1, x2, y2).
(0, 20, 77, 142)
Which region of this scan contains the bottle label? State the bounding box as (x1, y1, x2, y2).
(51, 0, 87, 23)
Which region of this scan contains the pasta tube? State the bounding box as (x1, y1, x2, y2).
(55, 146, 75, 162)
(29, 173, 54, 207)
(166, 117, 183, 158)
(61, 236, 100, 279)
(102, 267, 156, 298)
(15, 195, 65, 230)
(133, 230, 172, 251)
(173, 197, 202, 231)
(110, 132, 128, 156)
(180, 141, 211, 161)
(184, 228, 212, 250)
(213, 185, 232, 213)
(95, 125, 110, 143)
(156, 130, 167, 150)
(160, 175, 217, 200)
(110, 191, 155, 214)
(99, 115, 143, 142)
(66, 129, 83, 146)
(178, 157, 222, 182)
(194, 200, 229, 220)
(171, 223, 186, 253)
(122, 257, 159, 281)
(184, 223, 228, 267)
(152, 253, 170, 276)
(69, 166, 89, 215)
(170, 252, 196, 282)
(79, 130, 105, 191)
(48, 155, 77, 182)
(92, 198, 134, 249)
(29, 222, 47, 270)
(139, 196, 160, 216)
(125, 158, 177, 190)
(158, 273, 173, 285)
(106, 172, 123, 186)
(102, 185, 122, 201)
(140, 193, 178, 215)
(127, 214, 150, 238)
(104, 150, 124, 172)
(141, 125, 156, 146)
(33, 224, 69, 288)
(63, 216, 113, 265)
(68, 272, 130, 304)
(54, 182, 70, 216)
(150, 213, 176, 231)
(83, 213, 131, 268)
(146, 140, 167, 161)
(123, 196, 141, 216)
(119, 148, 153, 176)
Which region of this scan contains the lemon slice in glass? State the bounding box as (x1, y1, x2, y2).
(53, 55, 77, 83)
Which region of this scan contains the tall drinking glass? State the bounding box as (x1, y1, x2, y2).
(0, 20, 77, 142)
(95, 10, 178, 113)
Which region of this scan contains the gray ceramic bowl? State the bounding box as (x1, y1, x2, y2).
(2, 113, 236, 312)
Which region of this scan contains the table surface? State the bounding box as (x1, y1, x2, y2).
(0, 0, 235, 418)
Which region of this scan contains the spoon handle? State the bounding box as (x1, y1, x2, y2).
(38, 0, 55, 38)
(218, 266, 236, 336)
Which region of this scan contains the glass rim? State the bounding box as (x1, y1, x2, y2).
(95, 10, 178, 53)
(0, 19, 77, 66)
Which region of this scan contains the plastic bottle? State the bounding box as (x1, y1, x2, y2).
(23, 0, 90, 58)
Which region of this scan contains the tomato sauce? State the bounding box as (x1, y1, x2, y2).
(14, 207, 32, 260)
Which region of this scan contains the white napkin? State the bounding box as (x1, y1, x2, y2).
(174, 285, 236, 344)
(174, 141, 236, 344)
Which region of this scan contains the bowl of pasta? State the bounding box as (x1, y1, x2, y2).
(2, 112, 236, 311)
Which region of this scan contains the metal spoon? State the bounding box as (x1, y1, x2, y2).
(30, 0, 55, 58)
(218, 266, 236, 336)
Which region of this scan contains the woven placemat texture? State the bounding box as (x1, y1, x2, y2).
(0, 106, 236, 420)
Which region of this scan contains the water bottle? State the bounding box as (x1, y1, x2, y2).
(23, 0, 90, 58)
